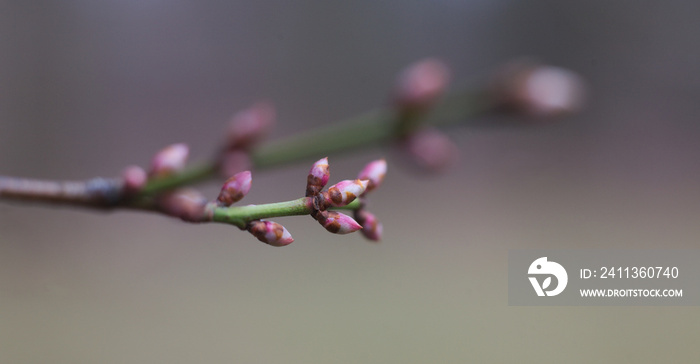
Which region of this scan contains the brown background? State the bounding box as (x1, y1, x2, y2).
(1, 1, 699, 362)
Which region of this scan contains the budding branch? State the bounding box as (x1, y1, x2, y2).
(0, 58, 584, 245)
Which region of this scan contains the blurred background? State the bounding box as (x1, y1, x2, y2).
(2, 1, 699, 362)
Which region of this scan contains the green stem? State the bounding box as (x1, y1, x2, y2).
(211, 197, 361, 228)
(212, 197, 311, 228)
(251, 90, 491, 168)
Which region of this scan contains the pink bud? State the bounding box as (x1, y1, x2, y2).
(491, 60, 585, 118)
(150, 143, 189, 177)
(326, 179, 368, 207)
(518, 66, 585, 117)
(306, 157, 330, 197)
(158, 188, 208, 222)
(121, 165, 147, 193)
(357, 159, 387, 194)
(217, 171, 252, 206)
(395, 58, 450, 110)
(227, 102, 275, 150)
(248, 220, 294, 247)
(316, 211, 362, 235)
(403, 128, 458, 172)
(355, 209, 383, 242)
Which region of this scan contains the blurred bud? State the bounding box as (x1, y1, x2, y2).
(306, 157, 330, 197)
(121, 165, 147, 193)
(354, 209, 383, 242)
(217, 171, 252, 206)
(316, 211, 362, 235)
(158, 188, 208, 222)
(357, 159, 387, 194)
(220, 150, 252, 178)
(491, 60, 585, 117)
(227, 102, 275, 150)
(394, 58, 450, 110)
(150, 143, 189, 177)
(248, 220, 294, 247)
(326, 179, 368, 207)
(403, 128, 458, 172)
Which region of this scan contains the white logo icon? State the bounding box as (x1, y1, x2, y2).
(528, 257, 568, 296)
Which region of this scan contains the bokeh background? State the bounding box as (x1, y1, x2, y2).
(2, 1, 700, 362)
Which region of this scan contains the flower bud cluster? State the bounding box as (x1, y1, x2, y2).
(305, 157, 385, 240)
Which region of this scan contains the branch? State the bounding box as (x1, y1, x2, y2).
(0, 58, 585, 245)
(159, 160, 382, 245)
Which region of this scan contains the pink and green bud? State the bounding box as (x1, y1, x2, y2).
(306, 157, 330, 197)
(316, 211, 362, 235)
(326, 179, 368, 207)
(354, 209, 383, 242)
(217, 171, 252, 206)
(121, 165, 147, 193)
(357, 159, 387, 194)
(227, 102, 275, 150)
(150, 143, 189, 177)
(158, 188, 208, 222)
(248, 220, 294, 247)
(404, 128, 458, 172)
(394, 58, 450, 111)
